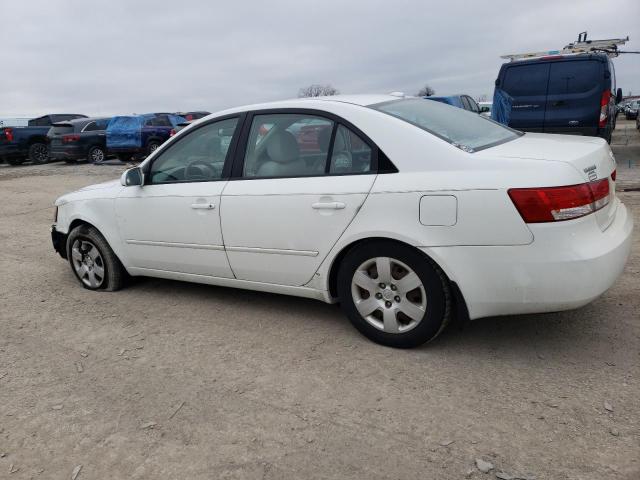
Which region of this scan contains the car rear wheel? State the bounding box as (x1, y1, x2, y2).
(29, 142, 49, 164)
(67, 225, 125, 291)
(337, 241, 451, 348)
(147, 141, 160, 155)
(88, 146, 106, 164)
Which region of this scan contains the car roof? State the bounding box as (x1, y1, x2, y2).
(205, 94, 405, 119)
(500, 52, 609, 69)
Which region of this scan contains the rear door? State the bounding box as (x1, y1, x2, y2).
(544, 59, 603, 135)
(220, 111, 377, 286)
(501, 62, 550, 132)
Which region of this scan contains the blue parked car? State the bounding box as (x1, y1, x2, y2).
(494, 53, 623, 143)
(425, 95, 481, 113)
(106, 113, 186, 161)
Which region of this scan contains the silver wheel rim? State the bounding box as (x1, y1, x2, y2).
(351, 257, 427, 334)
(71, 239, 105, 288)
(149, 143, 158, 152)
(91, 148, 104, 163)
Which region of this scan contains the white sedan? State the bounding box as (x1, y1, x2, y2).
(51, 94, 633, 348)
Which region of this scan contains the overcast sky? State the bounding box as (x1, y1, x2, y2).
(1, 0, 639, 118)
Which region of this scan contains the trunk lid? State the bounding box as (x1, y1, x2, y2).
(485, 132, 617, 230)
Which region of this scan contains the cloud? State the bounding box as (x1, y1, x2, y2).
(1, 0, 638, 117)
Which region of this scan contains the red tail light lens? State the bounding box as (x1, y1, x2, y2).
(611, 169, 616, 182)
(599, 90, 611, 128)
(4, 128, 14, 142)
(62, 134, 80, 143)
(509, 178, 610, 223)
(169, 128, 176, 137)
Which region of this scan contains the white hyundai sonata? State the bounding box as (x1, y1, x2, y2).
(51, 94, 633, 347)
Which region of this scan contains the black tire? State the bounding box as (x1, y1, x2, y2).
(87, 145, 106, 164)
(66, 224, 125, 292)
(147, 141, 160, 156)
(6, 157, 25, 166)
(337, 241, 451, 348)
(28, 142, 49, 164)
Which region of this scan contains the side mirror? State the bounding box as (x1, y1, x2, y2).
(120, 167, 144, 187)
(479, 106, 489, 113)
(616, 88, 623, 104)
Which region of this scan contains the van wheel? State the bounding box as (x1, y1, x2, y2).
(66, 225, 125, 291)
(337, 241, 451, 348)
(29, 143, 49, 164)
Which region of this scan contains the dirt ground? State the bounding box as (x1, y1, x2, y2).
(0, 121, 639, 479)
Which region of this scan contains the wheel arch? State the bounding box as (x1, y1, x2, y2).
(64, 214, 129, 272)
(325, 236, 469, 325)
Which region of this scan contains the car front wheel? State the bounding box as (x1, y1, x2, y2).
(66, 225, 125, 291)
(88, 146, 106, 164)
(337, 241, 451, 348)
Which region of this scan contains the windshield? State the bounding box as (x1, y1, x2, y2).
(370, 98, 521, 152)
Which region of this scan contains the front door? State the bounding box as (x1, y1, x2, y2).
(220, 112, 377, 286)
(115, 116, 240, 277)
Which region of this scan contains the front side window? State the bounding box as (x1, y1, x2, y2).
(243, 114, 334, 178)
(149, 117, 238, 184)
(371, 98, 521, 152)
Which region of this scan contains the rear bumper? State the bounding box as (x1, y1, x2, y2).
(49, 146, 85, 161)
(51, 225, 67, 259)
(0, 144, 22, 158)
(427, 200, 633, 320)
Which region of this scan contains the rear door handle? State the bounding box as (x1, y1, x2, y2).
(191, 203, 215, 210)
(312, 202, 346, 210)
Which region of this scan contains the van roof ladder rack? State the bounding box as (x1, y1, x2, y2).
(501, 32, 637, 62)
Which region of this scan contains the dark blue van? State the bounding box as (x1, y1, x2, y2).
(494, 53, 622, 142)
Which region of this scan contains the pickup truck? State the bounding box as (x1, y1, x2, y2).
(0, 114, 87, 165)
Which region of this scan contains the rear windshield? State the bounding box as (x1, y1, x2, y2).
(48, 124, 74, 136)
(370, 98, 521, 152)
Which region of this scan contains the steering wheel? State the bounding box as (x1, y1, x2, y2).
(185, 159, 215, 181)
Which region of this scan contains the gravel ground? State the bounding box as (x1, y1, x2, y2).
(0, 123, 638, 479)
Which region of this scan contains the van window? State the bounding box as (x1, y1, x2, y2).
(547, 61, 601, 95)
(502, 64, 549, 96)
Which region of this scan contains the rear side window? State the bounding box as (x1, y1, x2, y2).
(502, 63, 550, 96)
(547, 60, 602, 95)
(83, 121, 99, 132)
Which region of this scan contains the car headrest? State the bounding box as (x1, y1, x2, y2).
(267, 130, 299, 164)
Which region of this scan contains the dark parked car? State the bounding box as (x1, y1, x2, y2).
(494, 53, 622, 142)
(106, 113, 185, 161)
(0, 113, 87, 165)
(48, 117, 111, 164)
(174, 111, 210, 121)
(625, 101, 639, 120)
(425, 95, 481, 113)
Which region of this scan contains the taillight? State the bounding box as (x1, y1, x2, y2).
(169, 128, 176, 137)
(62, 134, 80, 143)
(599, 90, 611, 128)
(611, 169, 616, 182)
(508, 178, 610, 223)
(4, 128, 14, 142)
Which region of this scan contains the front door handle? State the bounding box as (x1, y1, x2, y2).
(312, 202, 346, 210)
(191, 203, 215, 210)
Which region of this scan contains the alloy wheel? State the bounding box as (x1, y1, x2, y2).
(71, 239, 105, 288)
(350, 257, 426, 334)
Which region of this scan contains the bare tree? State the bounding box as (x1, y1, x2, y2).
(298, 84, 340, 98)
(477, 94, 488, 102)
(416, 84, 435, 97)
